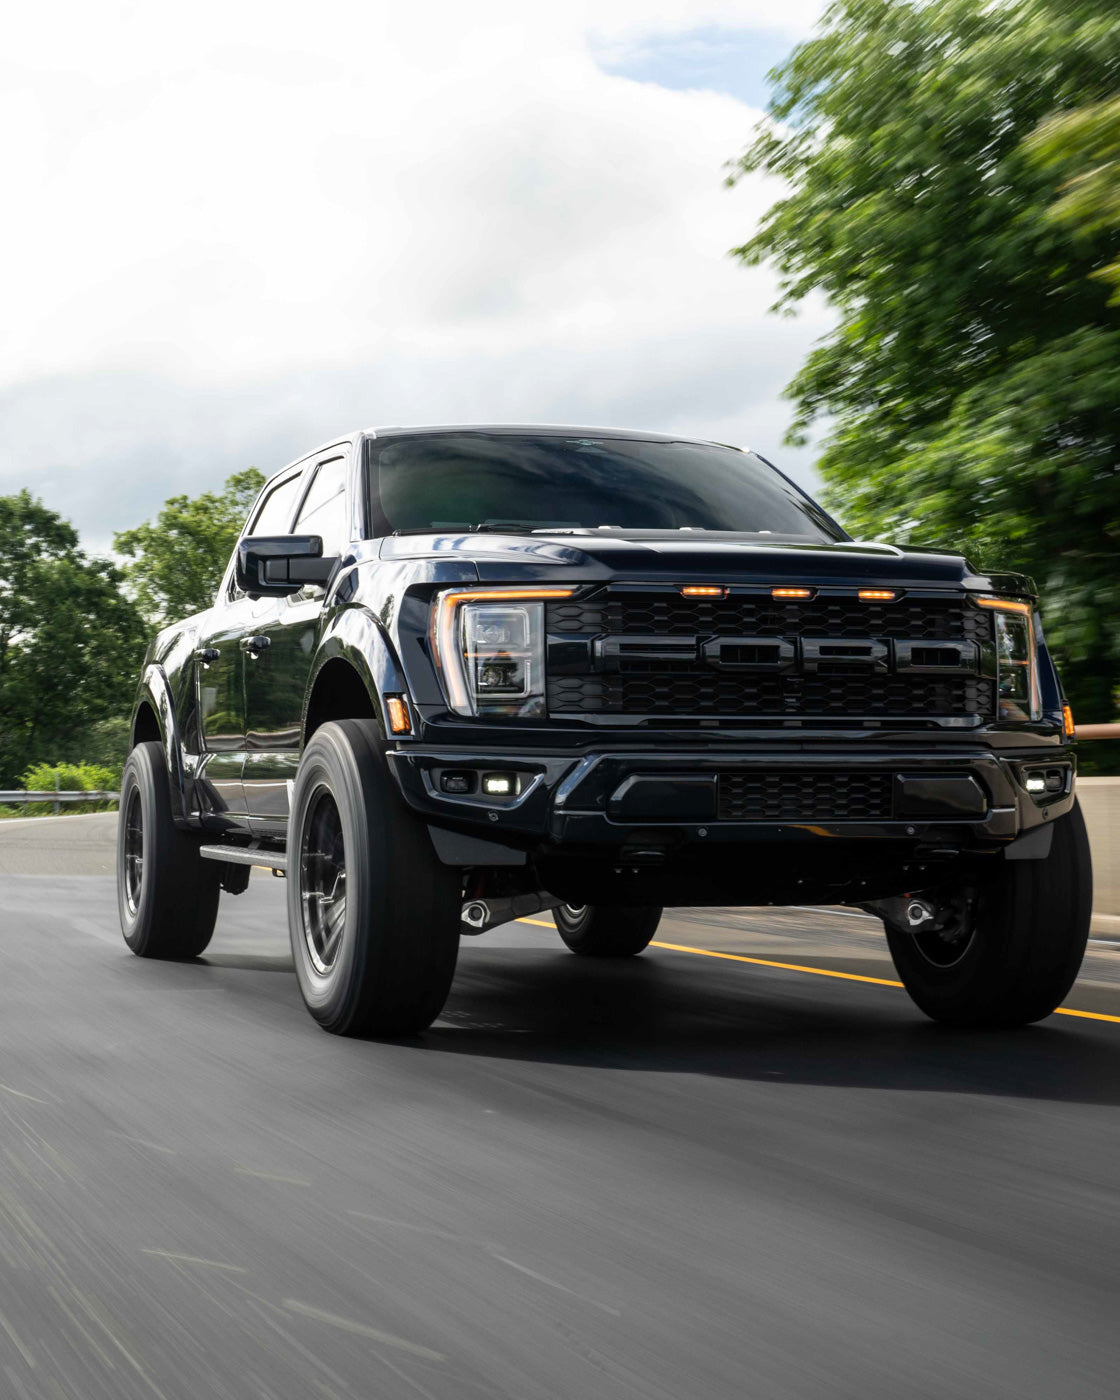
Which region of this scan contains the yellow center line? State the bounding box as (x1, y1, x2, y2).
(650, 940, 905, 987)
(1050, 1006, 1120, 1025)
(515, 919, 1120, 1025)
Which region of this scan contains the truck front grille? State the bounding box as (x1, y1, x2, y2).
(717, 770, 895, 821)
(548, 595, 988, 641)
(546, 592, 994, 724)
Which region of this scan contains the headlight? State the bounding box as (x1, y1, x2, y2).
(431, 587, 574, 717)
(976, 597, 1040, 722)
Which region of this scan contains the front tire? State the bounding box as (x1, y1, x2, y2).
(554, 903, 662, 957)
(287, 720, 460, 1037)
(117, 741, 220, 959)
(884, 801, 1092, 1028)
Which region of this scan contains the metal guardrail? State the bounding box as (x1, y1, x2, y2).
(0, 791, 120, 801)
(0, 790, 120, 814)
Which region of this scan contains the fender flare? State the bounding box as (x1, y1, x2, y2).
(135, 663, 189, 821)
(306, 606, 410, 742)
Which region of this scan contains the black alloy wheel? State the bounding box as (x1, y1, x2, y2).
(116, 741, 221, 959)
(299, 787, 348, 975)
(554, 902, 663, 957)
(906, 890, 978, 970)
(287, 720, 460, 1037)
(122, 786, 145, 917)
(883, 800, 1092, 1027)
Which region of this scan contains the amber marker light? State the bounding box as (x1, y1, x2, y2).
(386, 695, 412, 735)
(975, 596, 1033, 615)
(858, 589, 897, 601)
(681, 585, 727, 598)
(771, 587, 813, 600)
(1063, 704, 1076, 738)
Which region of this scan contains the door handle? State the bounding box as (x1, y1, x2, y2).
(194, 647, 220, 663)
(240, 634, 271, 655)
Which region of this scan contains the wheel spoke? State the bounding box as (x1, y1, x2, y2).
(123, 789, 144, 915)
(298, 788, 347, 975)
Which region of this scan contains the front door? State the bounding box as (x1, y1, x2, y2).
(242, 453, 350, 830)
(198, 463, 309, 825)
(195, 597, 254, 819)
(242, 594, 321, 827)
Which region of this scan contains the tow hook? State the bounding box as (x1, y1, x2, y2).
(905, 898, 936, 929)
(461, 893, 564, 935)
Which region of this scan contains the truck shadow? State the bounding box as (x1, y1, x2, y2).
(426, 947, 1120, 1107)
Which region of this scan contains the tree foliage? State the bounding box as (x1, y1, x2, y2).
(1026, 93, 1120, 304)
(114, 468, 265, 625)
(0, 492, 146, 785)
(17, 760, 121, 814)
(731, 0, 1120, 724)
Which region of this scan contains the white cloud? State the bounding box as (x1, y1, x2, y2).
(0, 0, 828, 549)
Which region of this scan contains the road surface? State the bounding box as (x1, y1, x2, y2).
(2, 819, 1119, 1398)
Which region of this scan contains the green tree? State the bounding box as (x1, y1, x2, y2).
(1026, 94, 1120, 303)
(730, 0, 1120, 727)
(114, 468, 265, 624)
(0, 492, 146, 786)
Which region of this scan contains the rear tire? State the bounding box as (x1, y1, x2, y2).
(287, 720, 460, 1037)
(884, 800, 1092, 1027)
(117, 741, 220, 959)
(554, 903, 662, 957)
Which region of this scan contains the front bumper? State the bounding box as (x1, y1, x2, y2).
(386, 744, 1075, 853)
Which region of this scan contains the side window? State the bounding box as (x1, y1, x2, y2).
(294, 457, 349, 558)
(226, 470, 304, 601)
(249, 472, 304, 537)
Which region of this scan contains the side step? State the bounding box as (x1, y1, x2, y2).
(199, 844, 288, 874)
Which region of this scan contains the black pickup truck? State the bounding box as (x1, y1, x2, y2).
(117, 425, 1091, 1035)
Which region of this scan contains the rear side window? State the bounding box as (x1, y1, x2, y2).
(294, 457, 349, 556)
(249, 472, 303, 536)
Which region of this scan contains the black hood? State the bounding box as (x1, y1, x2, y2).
(378, 530, 1034, 596)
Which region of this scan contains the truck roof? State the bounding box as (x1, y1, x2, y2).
(362, 423, 723, 445)
(264, 423, 741, 488)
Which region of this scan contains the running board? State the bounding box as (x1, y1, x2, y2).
(199, 844, 288, 874)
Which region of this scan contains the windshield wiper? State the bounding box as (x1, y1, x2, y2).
(531, 525, 717, 535)
(393, 522, 554, 535)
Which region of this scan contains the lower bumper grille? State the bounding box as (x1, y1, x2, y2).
(718, 771, 894, 822)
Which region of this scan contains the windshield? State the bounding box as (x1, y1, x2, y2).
(366, 432, 843, 540)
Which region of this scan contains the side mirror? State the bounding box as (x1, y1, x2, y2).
(236, 535, 339, 597)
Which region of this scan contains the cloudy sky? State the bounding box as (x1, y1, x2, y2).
(3, 0, 828, 552)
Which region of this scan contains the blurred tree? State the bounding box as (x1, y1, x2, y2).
(114, 468, 265, 625)
(0, 492, 146, 786)
(1026, 94, 1120, 303)
(730, 0, 1120, 730)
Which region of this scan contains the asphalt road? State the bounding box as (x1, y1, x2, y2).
(2, 826, 1120, 1397)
